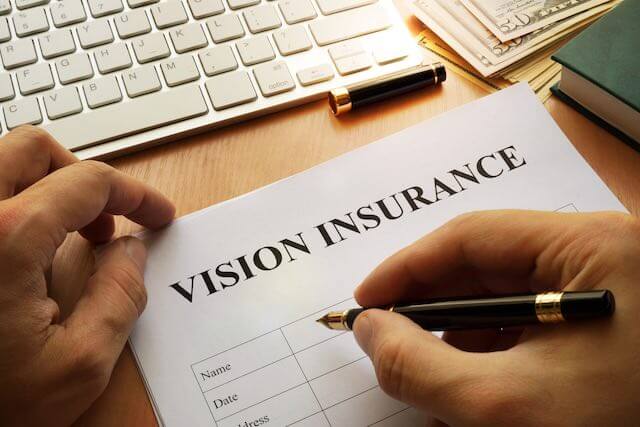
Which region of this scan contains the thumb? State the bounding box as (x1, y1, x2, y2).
(35, 237, 148, 424)
(69, 236, 147, 353)
(63, 237, 147, 390)
(353, 309, 514, 424)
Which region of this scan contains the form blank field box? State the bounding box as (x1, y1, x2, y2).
(309, 357, 377, 408)
(204, 356, 306, 420)
(217, 384, 323, 427)
(370, 407, 425, 426)
(192, 330, 291, 391)
(290, 412, 330, 426)
(281, 298, 355, 352)
(325, 386, 408, 427)
(296, 332, 365, 379)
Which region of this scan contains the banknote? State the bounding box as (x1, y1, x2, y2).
(431, 0, 604, 64)
(411, 0, 613, 76)
(460, 0, 610, 42)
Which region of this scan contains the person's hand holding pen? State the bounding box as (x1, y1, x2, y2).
(0, 127, 175, 425)
(352, 210, 640, 426)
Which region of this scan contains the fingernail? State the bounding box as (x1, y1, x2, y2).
(125, 237, 147, 272)
(353, 313, 373, 356)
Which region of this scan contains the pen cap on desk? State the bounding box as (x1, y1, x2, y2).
(329, 63, 446, 115)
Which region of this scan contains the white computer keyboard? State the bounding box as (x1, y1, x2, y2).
(0, 0, 421, 159)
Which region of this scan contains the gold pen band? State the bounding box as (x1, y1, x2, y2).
(535, 291, 565, 323)
(431, 62, 439, 85)
(328, 87, 352, 116)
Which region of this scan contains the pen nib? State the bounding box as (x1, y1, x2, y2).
(316, 315, 330, 329)
(316, 311, 348, 330)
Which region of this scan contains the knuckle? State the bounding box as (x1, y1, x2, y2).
(0, 200, 23, 237)
(473, 385, 516, 421)
(77, 160, 114, 181)
(599, 211, 640, 235)
(0, 200, 57, 267)
(446, 211, 483, 234)
(463, 373, 535, 425)
(587, 212, 640, 263)
(10, 125, 58, 151)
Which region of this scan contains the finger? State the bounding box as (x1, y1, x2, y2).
(353, 309, 519, 424)
(0, 126, 77, 199)
(42, 237, 148, 416)
(0, 126, 116, 241)
(11, 160, 175, 264)
(355, 210, 595, 307)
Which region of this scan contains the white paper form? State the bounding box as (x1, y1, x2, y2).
(130, 83, 626, 427)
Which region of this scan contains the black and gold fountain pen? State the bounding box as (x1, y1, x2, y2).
(317, 290, 615, 331)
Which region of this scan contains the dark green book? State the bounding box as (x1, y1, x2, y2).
(551, 0, 640, 144)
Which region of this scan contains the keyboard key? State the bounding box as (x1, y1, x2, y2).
(1, 39, 37, 69)
(45, 85, 208, 151)
(55, 53, 94, 84)
(160, 56, 199, 86)
(227, 0, 259, 10)
(0, 0, 11, 14)
(278, 0, 316, 24)
(272, 25, 311, 56)
(50, 0, 87, 27)
(132, 32, 170, 63)
(253, 60, 294, 96)
(205, 70, 256, 110)
(236, 35, 274, 65)
(316, 0, 375, 15)
(94, 43, 132, 73)
(206, 14, 244, 43)
(0, 73, 14, 101)
(198, 45, 237, 76)
(0, 17, 10, 42)
(328, 39, 371, 75)
(43, 86, 82, 119)
(88, 0, 123, 17)
(14, 9, 49, 37)
(127, 0, 158, 8)
(151, 0, 188, 29)
(169, 22, 208, 53)
(122, 65, 161, 97)
(296, 63, 333, 86)
(15, 0, 49, 10)
(373, 44, 407, 65)
(83, 75, 122, 108)
(187, 0, 224, 19)
(39, 29, 76, 59)
(308, 4, 389, 46)
(3, 97, 42, 129)
(77, 19, 114, 48)
(114, 9, 151, 38)
(243, 4, 280, 33)
(16, 63, 54, 94)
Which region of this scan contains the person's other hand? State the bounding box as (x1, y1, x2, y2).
(0, 127, 175, 426)
(353, 210, 640, 426)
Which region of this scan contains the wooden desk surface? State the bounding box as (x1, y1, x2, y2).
(68, 10, 640, 427)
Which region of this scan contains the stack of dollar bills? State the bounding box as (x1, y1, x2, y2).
(411, 0, 621, 101)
